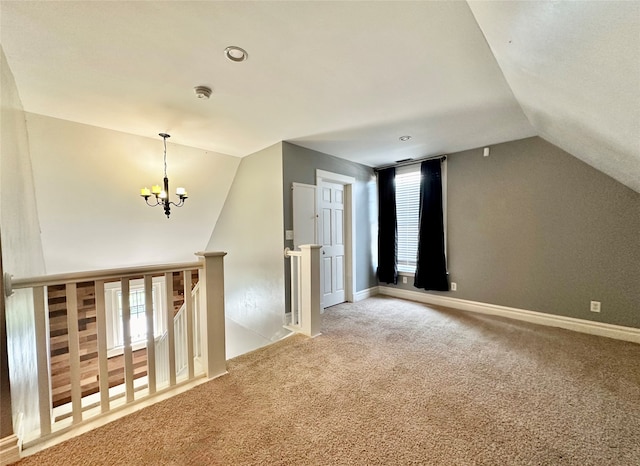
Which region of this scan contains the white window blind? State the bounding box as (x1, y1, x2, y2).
(395, 165, 421, 273)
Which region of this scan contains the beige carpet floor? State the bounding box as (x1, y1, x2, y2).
(15, 296, 640, 465)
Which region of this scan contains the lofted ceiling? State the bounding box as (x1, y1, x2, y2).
(1, 1, 638, 191)
(468, 1, 640, 192)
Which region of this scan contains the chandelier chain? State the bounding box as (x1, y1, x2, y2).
(163, 135, 168, 178)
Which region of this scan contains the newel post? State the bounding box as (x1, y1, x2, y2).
(299, 245, 322, 338)
(195, 251, 227, 379)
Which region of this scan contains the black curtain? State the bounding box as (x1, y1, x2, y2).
(377, 168, 397, 284)
(414, 159, 449, 291)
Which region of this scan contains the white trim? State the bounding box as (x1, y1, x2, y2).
(10, 261, 202, 291)
(378, 286, 640, 344)
(105, 336, 162, 359)
(0, 434, 20, 466)
(316, 170, 356, 305)
(353, 287, 380, 302)
(20, 373, 217, 456)
(104, 277, 166, 354)
(316, 170, 355, 185)
(283, 325, 322, 338)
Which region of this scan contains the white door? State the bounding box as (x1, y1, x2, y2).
(318, 181, 346, 308)
(292, 183, 317, 248)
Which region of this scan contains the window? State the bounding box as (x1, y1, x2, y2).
(116, 287, 148, 345)
(105, 277, 166, 355)
(394, 161, 448, 275)
(395, 165, 421, 273)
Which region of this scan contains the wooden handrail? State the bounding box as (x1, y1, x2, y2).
(7, 261, 203, 292)
(284, 247, 303, 258)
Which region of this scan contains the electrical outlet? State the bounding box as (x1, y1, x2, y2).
(451, 282, 457, 291)
(590, 301, 601, 313)
(402, 276, 407, 284)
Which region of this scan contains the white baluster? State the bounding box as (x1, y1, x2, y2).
(144, 275, 156, 395)
(184, 270, 195, 379)
(66, 283, 82, 423)
(95, 280, 110, 412)
(121, 279, 134, 403)
(33, 286, 51, 436)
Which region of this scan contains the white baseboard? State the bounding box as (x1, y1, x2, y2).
(352, 287, 380, 302)
(20, 374, 213, 456)
(378, 286, 640, 344)
(0, 434, 20, 466)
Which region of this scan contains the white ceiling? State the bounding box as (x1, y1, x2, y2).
(1, 1, 638, 191)
(468, 1, 640, 192)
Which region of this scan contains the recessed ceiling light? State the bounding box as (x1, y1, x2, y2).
(224, 46, 248, 62)
(399, 135, 412, 141)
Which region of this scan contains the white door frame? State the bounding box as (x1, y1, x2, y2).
(316, 169, 356, 304)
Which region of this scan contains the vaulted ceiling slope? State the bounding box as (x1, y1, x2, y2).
(1, 1, 638, 192)
(469, 1, 640, 192)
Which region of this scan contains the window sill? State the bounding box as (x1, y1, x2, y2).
(107, 336, 162, 359)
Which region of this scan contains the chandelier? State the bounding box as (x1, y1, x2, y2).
(140, 133, 188, 218)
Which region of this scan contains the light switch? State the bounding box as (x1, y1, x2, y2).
(285, 230, 294, 240)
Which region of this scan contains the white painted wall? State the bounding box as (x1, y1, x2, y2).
(0, 58, 45, 276)
(468, 1, 640, 193)
(26, 114, 240, 273)
(206, 143, 287, 342)
(0, 47, 45, 442)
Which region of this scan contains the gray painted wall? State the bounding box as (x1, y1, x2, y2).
(207, 143, 288, 342)
(282, 142, 377, 309)
(385, 137, 640, 328)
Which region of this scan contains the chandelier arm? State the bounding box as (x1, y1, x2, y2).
(145, 197, 161, 207)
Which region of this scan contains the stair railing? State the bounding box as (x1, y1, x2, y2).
(284, 244, 322, 337)
(3, 251, 226, 450)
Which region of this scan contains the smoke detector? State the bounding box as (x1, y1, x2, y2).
(194, 86, 212, 99)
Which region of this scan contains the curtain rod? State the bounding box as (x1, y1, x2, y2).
(373, 154, 446, 172)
